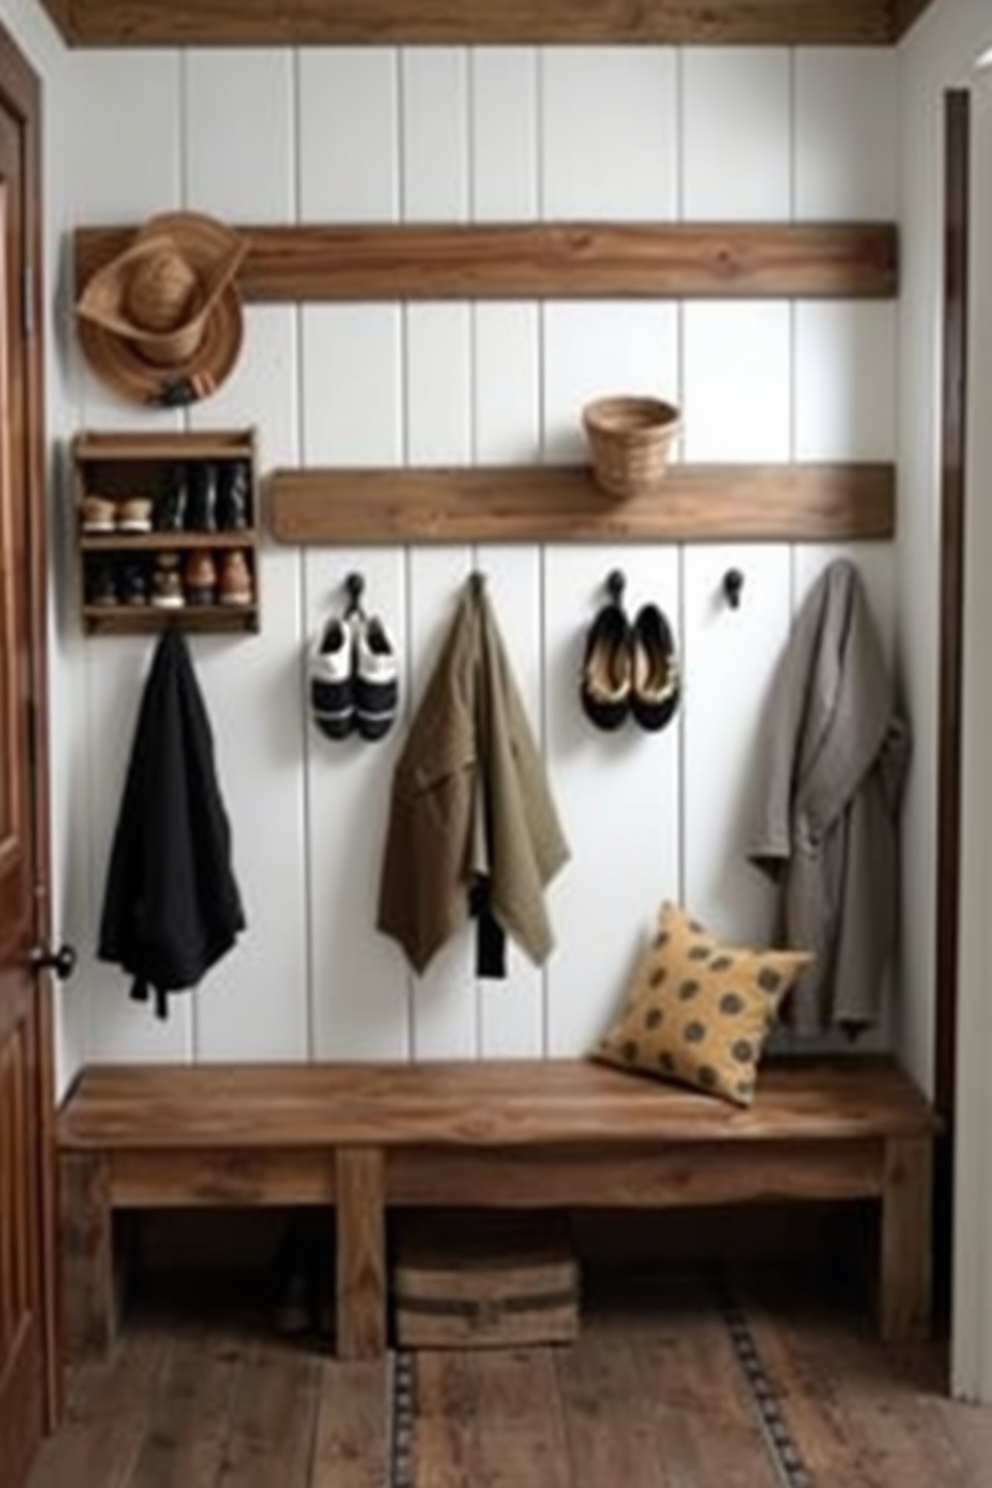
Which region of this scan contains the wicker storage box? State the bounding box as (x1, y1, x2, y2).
(393, 1212, 579, 1349)
(582, 394, 681, 498)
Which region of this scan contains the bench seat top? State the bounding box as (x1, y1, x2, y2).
(57, 1055, 940, 1152)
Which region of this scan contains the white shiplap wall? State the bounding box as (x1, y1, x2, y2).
(57, 45, 898, 1079)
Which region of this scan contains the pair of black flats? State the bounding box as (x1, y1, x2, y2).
(580, 598, 680, 732)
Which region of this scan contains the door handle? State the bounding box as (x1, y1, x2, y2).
(29, 943, 77, 980)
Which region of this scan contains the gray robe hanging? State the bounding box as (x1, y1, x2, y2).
(746, 559, 911, 1035)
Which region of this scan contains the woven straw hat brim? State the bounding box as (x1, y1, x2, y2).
(77, 282, 243, 408)
(75, 210, 248, 405)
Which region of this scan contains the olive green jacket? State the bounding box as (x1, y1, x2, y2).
(377, 577, 569, 976)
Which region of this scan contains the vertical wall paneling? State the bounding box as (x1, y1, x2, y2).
(540, 47, 678, 220)
(681, 49, 792, 221)
(680, 543, 791, 943)
(406, 305, 473, 465)
(300, 306, 404, 467)
(542, 302, 680, 462)
(544, 545, 682, 1056)
(70, 49, 191, 1061)
(794, 50, 898, 220)
(184, 50, 295, 222)
(298, 49, 400, 221)
(470, 48, 538, 222)
(400, 48, 469, 221)
(473, 304, 541, 462)
(681, 302, 792, 460)
(476, 545, 546, 1057)
(306, 546, 411, 1060)
(406, 547, 478, 1059)
(59, 43, 903, 1074)
(795, 302, 897, 460)
(185, 48, 307, 1060)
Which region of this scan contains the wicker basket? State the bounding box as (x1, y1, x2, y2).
(582, 395, 681, 499)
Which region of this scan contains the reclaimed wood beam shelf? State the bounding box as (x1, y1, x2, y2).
(40, 0, 934, 49)
(268, 463, 895, 546)
(75, 221, 898, 305)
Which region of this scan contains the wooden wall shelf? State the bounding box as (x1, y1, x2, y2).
(75, 222, 898, 305)
(40, 0, 934, 49)
(268, 463, 895, 546)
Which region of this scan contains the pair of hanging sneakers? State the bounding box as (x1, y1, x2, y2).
(309, 608, 398, 742)
(580, 599, 680, 732)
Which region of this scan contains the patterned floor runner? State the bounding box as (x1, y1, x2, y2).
(388, 1270, 814, 1488)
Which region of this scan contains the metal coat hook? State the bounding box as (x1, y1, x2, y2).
(723, 568, 745, 609)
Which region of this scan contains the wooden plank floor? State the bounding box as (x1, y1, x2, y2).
(25, 1268, 992, 1488)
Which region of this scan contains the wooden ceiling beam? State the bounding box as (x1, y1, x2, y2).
(40, 0, 927, 48)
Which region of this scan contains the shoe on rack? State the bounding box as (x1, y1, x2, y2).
(187, 462, 219, 532)
(80, 495, 117, 534)
(309, 614, 354, 740)
(217, 461, 251, 531)
(155, 464, 188, 531)
(580, 601, 632, 731)
(217, 550, 253, 607)
(117, 497, 154, 534)
(630, 603, 680, 731)
(354, 615, 398, 741)
(150, 553, 185, 609)
(86, 558, 119, 606)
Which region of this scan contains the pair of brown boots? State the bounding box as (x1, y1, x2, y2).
(580, 598, 680, 732)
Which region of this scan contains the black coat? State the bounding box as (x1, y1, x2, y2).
(98, 627, 246, 1018)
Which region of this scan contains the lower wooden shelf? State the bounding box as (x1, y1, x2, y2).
(268, 462, 895, 546)
(81, 604, 259, 636)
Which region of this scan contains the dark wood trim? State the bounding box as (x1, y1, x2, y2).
(268, 463, 895, 547)
(42, 0, 909, 48)
(0, 13, 55, 1437)
(889, 0, 936, 40)
(934, 92, 968, 1122)
(76, 222, 898, 305)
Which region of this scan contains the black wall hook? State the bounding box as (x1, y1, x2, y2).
(605, 569, 626, 607)
(723, 568, 745, 609)
(344, 571, 365, 617)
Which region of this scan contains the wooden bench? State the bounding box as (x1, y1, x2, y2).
(56, 1054, 941, 1363)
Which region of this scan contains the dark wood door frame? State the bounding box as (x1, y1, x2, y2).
(0, 16, 55, 1433)
(931, 89, 969, 1326)
(934, 90, 969, 1122)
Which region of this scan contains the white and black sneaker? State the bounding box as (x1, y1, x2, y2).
(309, 614, 355, 740)
(354, 615, 398, 741)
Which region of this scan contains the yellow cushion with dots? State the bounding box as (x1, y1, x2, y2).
(593, 902, 813, 1107)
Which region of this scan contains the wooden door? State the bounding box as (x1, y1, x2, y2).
(0, 29, 54, 1488)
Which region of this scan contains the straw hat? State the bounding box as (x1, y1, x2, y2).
(75, 211, 249, 407)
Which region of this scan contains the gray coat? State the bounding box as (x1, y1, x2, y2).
(746, 560, 911, 1035)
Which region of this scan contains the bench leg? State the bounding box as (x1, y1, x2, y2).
(880, 1136, 933, 1341)
(335, 1146, 386, 1360)
(59, 1153, 116, 1363)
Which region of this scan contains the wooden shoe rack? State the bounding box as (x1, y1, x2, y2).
(72, 427, 260, 635)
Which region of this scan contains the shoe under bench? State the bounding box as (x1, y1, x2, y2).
(56, 1054, 941, 1365)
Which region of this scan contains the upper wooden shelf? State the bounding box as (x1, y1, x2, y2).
(40, 0, 934, 47)
(75, 222, 898, 305)
(268, 463, 895, 546)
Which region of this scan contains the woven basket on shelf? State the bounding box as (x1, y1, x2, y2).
(582, 395, 681, 499)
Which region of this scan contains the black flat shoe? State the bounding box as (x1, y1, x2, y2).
(580, 602, 632, 730)
(631, 603, 680, 731)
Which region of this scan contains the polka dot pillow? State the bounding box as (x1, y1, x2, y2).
(593, 902, 813, 1106)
